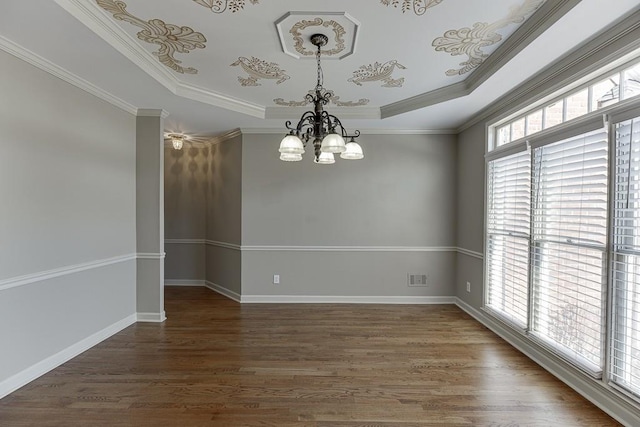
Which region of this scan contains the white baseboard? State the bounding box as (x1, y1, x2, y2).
(164, 280, 205, 287)
(204, 281, 242, 303)
(240, 295, 456, 304)
(136, 311, 167, 322)
(454, 298, 640, 427)
(0, 314, 136, 400)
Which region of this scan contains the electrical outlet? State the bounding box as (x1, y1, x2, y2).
(466, 281, 471, 293)
(273, 274, 280, 284)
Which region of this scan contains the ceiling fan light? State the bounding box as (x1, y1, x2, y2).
(314, 151, 335, 164)
(320, 132, 346, 153)
(280, 152, 303, 162)
(279, 134, 305, 154)
(340, 141, 364, 160)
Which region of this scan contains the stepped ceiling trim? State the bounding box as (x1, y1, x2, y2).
(52, 0, 582, 120)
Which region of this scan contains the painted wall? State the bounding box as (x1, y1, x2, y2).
(164, 145, 208, 282)
(240, 133, 457, 298)
(0, 50, 136, 394)
(454, 122, 485, 307)
(206, 135, 242, 295)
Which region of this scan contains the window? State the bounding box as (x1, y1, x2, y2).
(611, 115, 640, 397)
(486, 151, 531, 327)
(530, 128, 609, 373)
(485, 56, 640, 399)
(491, 57, 640, 149)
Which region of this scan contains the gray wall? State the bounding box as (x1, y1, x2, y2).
(0, 50, 136, 388)
(164, 146, 208, 282)
(206, 135, 242, 295)
(454, 122, 485, 307)
(163, 134, 242, 294)
(241, 133, 457, 297)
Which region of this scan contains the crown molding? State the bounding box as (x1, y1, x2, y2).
(0, 35, 137, 115)
(458, 8, 640, 133)
(176, 82, 264, 118)
(53, 0, 265, 118)
(380, 81, 469, 118)
(465, 0, 581, 90)
(381, 0, 579, 119)
(205, 128, 243, 145)
(137, 109, 169, 118)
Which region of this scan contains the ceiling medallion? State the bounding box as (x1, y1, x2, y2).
(96, 0, 206, 74)
(192, 0, 259, 14)
(230, 57, 290, 86)
(348, 60, 407, 88)
(274, 89, 369, 107)
(432, 0, 545, 76)
(380, 0, 443, 15)
(290, 18, 346, 57)
(278, 34, 364, 164)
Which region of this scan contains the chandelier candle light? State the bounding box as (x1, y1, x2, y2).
(279, 34, 364, 164)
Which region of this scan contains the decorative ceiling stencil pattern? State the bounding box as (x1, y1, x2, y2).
(96, 0, 206, 74)
(380, 0, 444, 15)
(231, 56, 290, 86)
(42, 0, 595, 124)
(432, 0, 545, 76)
(348, 60, 407, 87)
(290, 18, 346, 57)
(192, 0, 259, 14)
(274, 89, 369, 107)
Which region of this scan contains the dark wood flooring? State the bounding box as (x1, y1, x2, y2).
(0, 286, 621, 426)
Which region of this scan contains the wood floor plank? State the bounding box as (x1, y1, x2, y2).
(0, 287, 621, 426)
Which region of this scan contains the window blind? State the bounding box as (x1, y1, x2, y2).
(486, 150, 531, 328)
(531, 128, 608, 374)
(611, 115, 640, 397)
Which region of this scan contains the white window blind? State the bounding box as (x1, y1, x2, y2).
(611, 115, 640, 397)
(531, 128, 608, 373)
(486, 151, 531, 328)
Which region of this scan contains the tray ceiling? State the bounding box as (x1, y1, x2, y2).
(1, 0, 639, 135)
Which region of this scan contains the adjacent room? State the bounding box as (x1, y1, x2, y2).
(2, 0, 640, 425)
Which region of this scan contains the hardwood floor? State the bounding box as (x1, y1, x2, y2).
(0, 287, 620, 426)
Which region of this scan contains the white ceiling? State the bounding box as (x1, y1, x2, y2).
(1, 0, 639, 139)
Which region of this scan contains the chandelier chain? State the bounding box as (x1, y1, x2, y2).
(316, 42, 323, 91)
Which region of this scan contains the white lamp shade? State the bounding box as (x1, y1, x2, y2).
(280, 152, 303, 162)
(314, 151, 335, 164)
(279, 134, 304, 154)
(320, 133, 346, 153)
(340, 141, 364, 160)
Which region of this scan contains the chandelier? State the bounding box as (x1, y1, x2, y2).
(279, 34, 364, 164)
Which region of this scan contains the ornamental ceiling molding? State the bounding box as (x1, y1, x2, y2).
(273, 89, 369, 107)
(348, 60, 407, 88)
(379, 0, 444, 16)
(192, 0, 259, 14)
(230, 57, 290, 86)
(53, 0, 578, 120)
(432, 0, 545, 76)
(96, 0, 206, 74)
(290, 18, 346, 57)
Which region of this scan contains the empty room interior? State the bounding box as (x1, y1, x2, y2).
(3, 0, 640, 425)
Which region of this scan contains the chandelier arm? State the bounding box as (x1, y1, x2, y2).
(279, 33, 363, 162)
